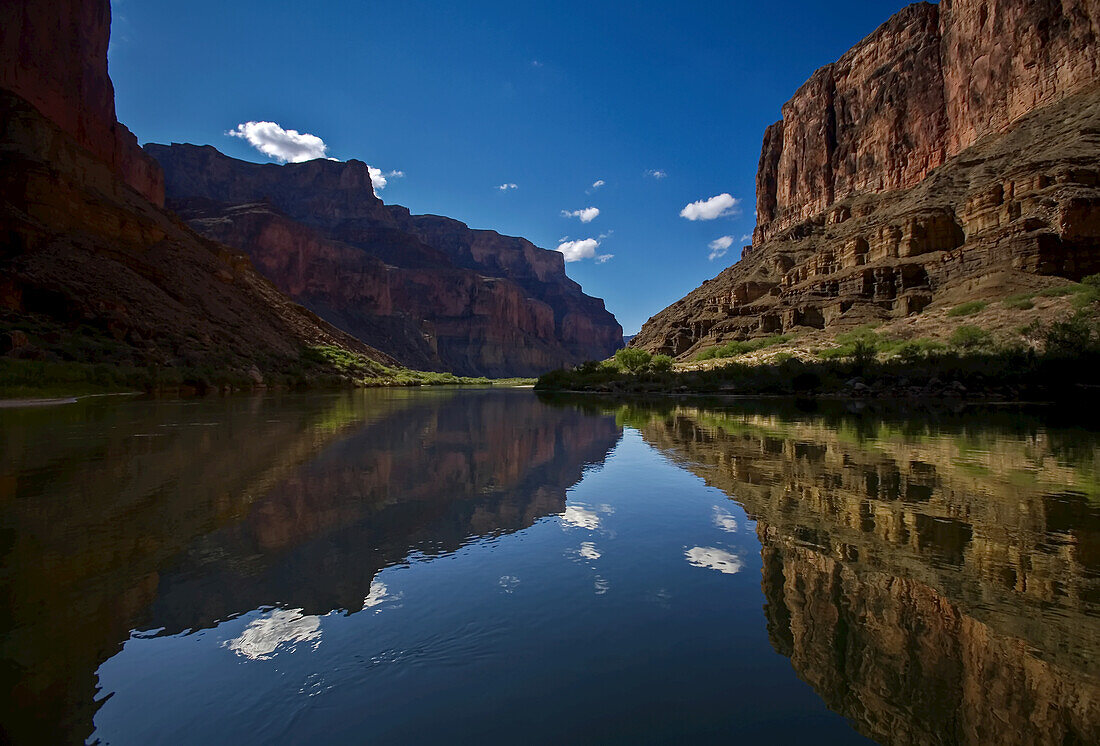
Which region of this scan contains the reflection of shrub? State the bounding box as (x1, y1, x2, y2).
(947, 301, 988, 317)
(650, 354, 674, 372)
(950, 325, 992, 349)
(615, 347, 652, 373)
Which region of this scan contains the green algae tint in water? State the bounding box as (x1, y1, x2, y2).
(1, 389, 1098, 744)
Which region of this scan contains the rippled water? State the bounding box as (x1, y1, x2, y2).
(1, 389, 1098, 744)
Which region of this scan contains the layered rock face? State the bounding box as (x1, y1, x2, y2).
(147, 144, 623, 377)
(636, 0, 1100, 358)
(0, 0, 392, 380)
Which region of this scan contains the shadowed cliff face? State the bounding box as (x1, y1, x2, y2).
(627, 400, 1100, 745)
(0, 0, 392, 378)
(0, 0, 163, 204)
(634, 0, 1100, 358)
(0, 390, 621, 745)
(145, 144, 623, 378)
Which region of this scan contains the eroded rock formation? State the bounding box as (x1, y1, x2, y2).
(146, 144, 623, 377)
(0, 0, 392, 380)
(635, 0, 1100, 358)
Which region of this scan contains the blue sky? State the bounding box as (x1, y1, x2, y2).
(109, 0, 913, 334)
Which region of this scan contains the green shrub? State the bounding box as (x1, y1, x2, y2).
(694, 334, 791, 361)
(1036, 283, 1083, 298)
(1003, 293, 1035, 310)
(950, 325, 992, 349)
(894, 338, 945, 363)
(615, 347, 652, 373)
(947, 301, 988, 317)
(1044, 312, 1097, 356)
(650, 354, 674, 372)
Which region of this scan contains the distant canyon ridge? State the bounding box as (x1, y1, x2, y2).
(634, 0, 1100, 357)
(147, 144, 622, 378)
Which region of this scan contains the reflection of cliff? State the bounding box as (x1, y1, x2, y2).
(634, 403, 1100, 744)
(149, 390, 621, 631)
(760, 532, 1098, 745)
(0, 391, 619, 745)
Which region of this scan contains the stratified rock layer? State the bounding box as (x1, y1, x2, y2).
(146, 144, 623, 377)
(0, 0, 392, 379)
(636, 0, 1100, 358)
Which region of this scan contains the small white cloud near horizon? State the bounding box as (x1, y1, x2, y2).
(681, 193, 740, 221)
(708, 235, 734, 261)
(596, 254, 614, 264)
(591, 179, 605, 190)
(562, 207, 600, 223)
(498, 183, 518, 191)
(227, 121, 331, 164)
(645, 169, 668, 179)
(740, 233, 752, 243)
(531, 60, 544, 68)
(556, 238, 601, 263)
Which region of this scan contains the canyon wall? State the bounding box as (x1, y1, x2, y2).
(756, 0, 1100, 242)
(0, 0, 392, 382)
(636, 0, 1100, 358)
(0, 0, 164, 205)
(147, 143, 623, 377)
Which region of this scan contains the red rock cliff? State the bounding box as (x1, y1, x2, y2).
(0, 0, 165, 205)
(755, 0, 1100, 243)
(146, 143, 623, 377)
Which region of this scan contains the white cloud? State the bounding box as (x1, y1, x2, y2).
(685, 547, 743, 574)
(591, 179, 605, 189)
(562, 207, 600, 223)
(596, 254, 614, 264)
(498, 183, 518, 191)
(556, 238, 600, 263)
(227, 121, 331, 163)
(740, 233, 752, 242)
(680, 193, 740, 221)
(645, 169, 667, 179)
(708, 235, 734, 261)
(531, 60, 544, 68)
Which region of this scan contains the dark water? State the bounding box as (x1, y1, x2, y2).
(1, 389, 1098, 745)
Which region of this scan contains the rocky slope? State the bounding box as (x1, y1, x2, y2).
(146, 144, 623, 377)
(0, 0, 394, 384)
(635, 0, 1100, 358)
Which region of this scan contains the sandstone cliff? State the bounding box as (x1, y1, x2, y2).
(636, 0, 1100, 358)
(146, 144, 623, 378)
(0, 0, 393, 383)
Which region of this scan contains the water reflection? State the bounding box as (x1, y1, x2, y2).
(0, 389, 620, 744)
(601, 397, 1100, 744)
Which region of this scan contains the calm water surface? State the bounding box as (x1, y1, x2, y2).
(1, 389, 1098, 744)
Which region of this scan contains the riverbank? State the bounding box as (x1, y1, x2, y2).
(535, 348, 1100, 403)
(0, 352, 534, 400)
